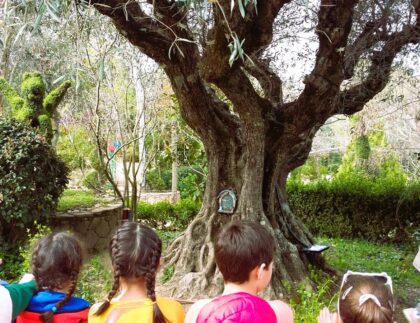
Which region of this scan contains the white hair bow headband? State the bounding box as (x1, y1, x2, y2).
(359, 294, 381, 307)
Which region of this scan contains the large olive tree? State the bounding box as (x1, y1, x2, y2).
(84, 0, 420, 298)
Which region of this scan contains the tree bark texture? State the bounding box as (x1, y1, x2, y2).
(89, 0, 420, 298)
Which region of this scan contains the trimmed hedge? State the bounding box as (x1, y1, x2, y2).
(287, 179, 420, 244)
(137, 178, 419, 243)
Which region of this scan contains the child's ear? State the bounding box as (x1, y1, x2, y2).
(257, 263, 267, 280)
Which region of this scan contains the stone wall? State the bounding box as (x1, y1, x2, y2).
(50, 203, 123, 253)
(140, 191, 180, 204)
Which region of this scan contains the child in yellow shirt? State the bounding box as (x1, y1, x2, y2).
(89, 222, 184, 323)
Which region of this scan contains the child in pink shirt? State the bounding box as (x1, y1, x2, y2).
(185, 221, 293, 323)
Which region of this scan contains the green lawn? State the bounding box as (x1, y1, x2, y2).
(320, 236, 419, 302)
(57, 189, 102, 212)
(294, 236, 420, 323)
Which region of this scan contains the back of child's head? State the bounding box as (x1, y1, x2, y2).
(339, 274, 394, 323)
(31, 231, 83, 323)
(94, 222, 165, 323)
(215, 220, 275, 284)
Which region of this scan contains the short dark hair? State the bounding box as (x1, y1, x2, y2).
(215, 220, 275, 284)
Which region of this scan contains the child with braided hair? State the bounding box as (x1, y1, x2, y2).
(16, 232, 90, 323)
(89, 222, 184, 323)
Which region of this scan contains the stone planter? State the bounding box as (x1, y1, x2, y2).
(50, 203, 123, 253)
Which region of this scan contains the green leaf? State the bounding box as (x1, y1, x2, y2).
(12, 24, 28, 47)
(46, 1, 62, 23)
(98, 59, 105, 81)
(32, 3, 46, 33)
(238, 0, 245, 18)
(229, 45, 238, 66)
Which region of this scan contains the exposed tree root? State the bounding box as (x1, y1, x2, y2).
(159, 205, 335, 301)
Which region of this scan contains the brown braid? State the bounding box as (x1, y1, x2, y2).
(40, 274, 78, 323)
(145, 245, 167, 323)
(93, 222, 168, 322)
(93, 229, 122, 316)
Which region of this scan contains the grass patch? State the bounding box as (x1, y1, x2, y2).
(77, 254, 112, 304)
(320, 236, 419, 303)
(292, 236, 420, 323)
(57, 189, 102, 212)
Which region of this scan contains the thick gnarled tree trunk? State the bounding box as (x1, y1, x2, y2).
(89, 0, 420, 299)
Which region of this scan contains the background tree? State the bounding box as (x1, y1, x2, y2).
(86, 0, 420, 298)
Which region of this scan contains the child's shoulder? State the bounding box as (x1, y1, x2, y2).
(156, 297, 184, 309)
(267, 299, 294, 323)
(185, 298, 212, 323)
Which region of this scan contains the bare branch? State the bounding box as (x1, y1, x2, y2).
(89, 0, 180, 64)
(301, 0, 359, 96)
(336, 2, 420, 115)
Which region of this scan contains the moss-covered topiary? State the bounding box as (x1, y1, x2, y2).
(0, 72, 71, 144)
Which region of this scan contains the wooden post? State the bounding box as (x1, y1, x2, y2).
(171, 120, 178, 203)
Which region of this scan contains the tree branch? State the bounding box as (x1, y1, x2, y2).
(336, 24, 420, 115)
(89, 0, 182, 64)
(301, 0, 359, 96)
(244, 55, 283, 106)
(200, 0, 292, 82)
(219, 0, 293, 52)
(215, 66, 272, 121)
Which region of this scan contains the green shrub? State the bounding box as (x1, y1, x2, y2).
(146, 169, 171, 190)
(82, 170, 103, 191)
(288, 177, 420, 244)
(0, 222, 51, 282)
(146, 166, 206, 201)
(137, 199, 200, 230)
(77, 255, 112, 303)
(0, 119, 68, 242)
(56, 126, 95, 171)
(289, 270, 337, 323)
(178, 166, 206, 201)
(0, 244, 24, 282)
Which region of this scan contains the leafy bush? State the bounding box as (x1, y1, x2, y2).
(146, 166, 206, 201)
(146, 169, 172, 190)
(0, 244, 24, 282)
(0, 119, 68, 242)
(288, 176, 420, 244)
(77, 255, 112, 303)
(56, 126, 95, 171)
(288, 270, 337, 323)
(82, 170, 103, 191)
(137, 199, 200, 230)
(178, 166, 206, 200)
(0, 222, 51, 282)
